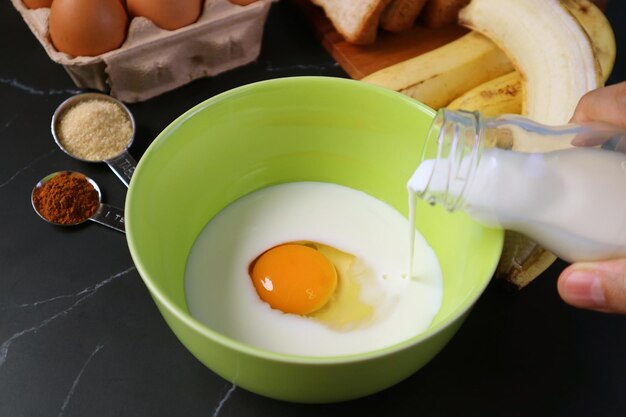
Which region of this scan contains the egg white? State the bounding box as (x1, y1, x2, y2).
(184, 182, 443, 357)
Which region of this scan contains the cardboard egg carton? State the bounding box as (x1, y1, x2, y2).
(11, 0, 276, 102)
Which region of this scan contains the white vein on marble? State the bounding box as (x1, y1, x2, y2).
(18, 292, 80, 309)
(212, 383, 237, 417)
(0, 148, 56, 189)
(1, 115, 17, 133)
(17, 264, 132, 309)
(0, 266, 135, 368)
(57, 344, 104, 417)
(0, 77, 81, 96)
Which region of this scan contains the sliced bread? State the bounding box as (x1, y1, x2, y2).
(380, 0, 428, 32)
(421, 0, 470, 28)
(311, 0, 393, 44)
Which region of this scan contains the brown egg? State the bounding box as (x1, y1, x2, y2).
(49, 0, 129, 57)
(127, 0, 203, 31)
(22, 0, 53, 8)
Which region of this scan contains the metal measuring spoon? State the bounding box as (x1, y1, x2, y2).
(51, 93, 138, 187)
(32, 171, 125, 233)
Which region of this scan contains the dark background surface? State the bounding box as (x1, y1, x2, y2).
(1, 1, 625, 416)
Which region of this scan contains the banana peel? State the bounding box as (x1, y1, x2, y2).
(360, 31, 514, 109)
(448, 72, 522, 116)
(448, 0, 615, 118)
(565, 0, 616, 81)
(459, 0, 601, 125)
(496, 232, 559, 289)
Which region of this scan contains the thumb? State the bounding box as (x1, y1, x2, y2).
(558, 259, 626, 314)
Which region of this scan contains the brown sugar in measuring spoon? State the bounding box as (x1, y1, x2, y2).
(32, 171, 125, 233)
(51, 93, 138, 187)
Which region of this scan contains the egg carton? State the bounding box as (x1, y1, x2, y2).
(11, 0, 276, 102)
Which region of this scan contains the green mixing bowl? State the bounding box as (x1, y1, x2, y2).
(126, 76, 503, 403)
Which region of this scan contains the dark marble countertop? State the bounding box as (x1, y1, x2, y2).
(2, 2, 626, 416)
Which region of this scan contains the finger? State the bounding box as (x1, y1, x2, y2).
(570, 122, 626, 147)
(570, 82, 626, 127)
(557, 259, 626, 314)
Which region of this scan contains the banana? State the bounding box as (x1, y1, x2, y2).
(447, 72, 521, 115)
(564, 0, 616, 82)
(363, 0, 613, 116)
(449, 0, 614, 120)
(459, 0, 601, 125)
(448, 71, 560, 288)
(496, 232, 559, 289)
(360, 31, 514, 109)
(455, 0, 603, 288)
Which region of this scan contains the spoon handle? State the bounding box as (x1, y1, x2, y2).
(106, 150, 137, 187)
(91, 204, 125, 233)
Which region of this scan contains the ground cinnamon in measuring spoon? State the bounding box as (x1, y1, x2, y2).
(33, 171, 100, 224)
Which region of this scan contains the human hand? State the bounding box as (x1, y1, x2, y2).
(558, 260, 626, 314)
(557, 81, 626, 314)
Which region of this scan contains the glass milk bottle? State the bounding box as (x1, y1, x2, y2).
(407, 109, 626, 263)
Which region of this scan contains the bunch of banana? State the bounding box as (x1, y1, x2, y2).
(362, 0, 616, 288)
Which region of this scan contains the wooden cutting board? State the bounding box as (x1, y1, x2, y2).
(288, 0, 469, 79)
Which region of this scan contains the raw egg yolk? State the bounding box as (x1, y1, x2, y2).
(250, 244, 338, 315)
